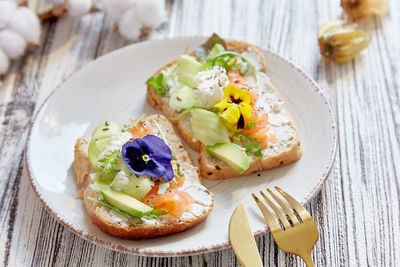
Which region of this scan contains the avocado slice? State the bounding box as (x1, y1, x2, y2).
(100, 188, 152, 217)
(205, 143, 250, 174)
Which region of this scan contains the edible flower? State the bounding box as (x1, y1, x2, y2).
(121, 135, 174, 181)
(214, 84, 252, 129)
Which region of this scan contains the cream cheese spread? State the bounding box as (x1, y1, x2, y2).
(193, 66, 229, 108)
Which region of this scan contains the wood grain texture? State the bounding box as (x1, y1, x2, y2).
(1, 0, 400, 266)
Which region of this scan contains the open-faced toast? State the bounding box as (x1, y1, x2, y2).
(74, 114, 213, 239)
(147, 37, 302, 179)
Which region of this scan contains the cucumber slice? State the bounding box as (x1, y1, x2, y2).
(88, 121, 121, 168)
(205, 143, 250, 174)
(88, 138, 111, 168)
(92, 121, 121, 141)
(177, 55, 201, 88)
(169, 86, 200, 110)
(122, 175, 155, 200)
(111, 171, 155, 200)
(191, 108, 230, 145)
(208, 43, 225, 57)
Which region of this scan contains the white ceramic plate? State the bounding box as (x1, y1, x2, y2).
(26, 37, 337, 256)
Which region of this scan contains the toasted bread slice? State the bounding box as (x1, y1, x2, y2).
(147, 41, 302, 179)
(74, 114, 214, 239)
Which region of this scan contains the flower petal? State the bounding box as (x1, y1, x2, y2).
(221, 105, 241, 124)
(223, 84, 237, 100)
(143, 135, 172, 162)
(121, 142, 147, 175)
(239, 89, 251, 105)
(145, 159, 167, 178)
(214, 99, 232, 111)
(121, 135, 174, 181)
(239, 103, 253, 119)
(163, 163, 174, 181)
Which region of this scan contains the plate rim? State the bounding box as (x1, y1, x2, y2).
(25, 35, 338, 257)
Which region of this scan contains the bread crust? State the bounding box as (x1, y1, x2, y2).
(147, 40, 302, 179)
(74, 115, 213, 239)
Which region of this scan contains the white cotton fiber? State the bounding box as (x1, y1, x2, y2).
(0, 48, 10, 75)
(117, 8, 142, 41)
(50, 0, 65, 5)
(68, 0, 92, 17)
(0, 29, 26, 59)
(0, 1, 17, 29)
(8, 7, 41, 44)
(135, 0, 166, 28)
(103, 0, 135, 21)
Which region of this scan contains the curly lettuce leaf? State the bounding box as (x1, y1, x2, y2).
(232, 132, 263, 159)
(146, 73, 168, 95)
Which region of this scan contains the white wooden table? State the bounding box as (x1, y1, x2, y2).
(1, 0, 400, 266)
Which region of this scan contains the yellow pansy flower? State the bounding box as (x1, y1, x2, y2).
(213, 84, 253, 129)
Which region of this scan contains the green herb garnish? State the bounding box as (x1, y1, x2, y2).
(88, 197, 134, 219)
(232, 132, 263, 159)
(171, 154, 184, 177)
(97, 151, 120, 179)
(88, 197, 167, 222)
(132, 114, 146, 128)
(122, 114, 146, 132)
(146, 73, 168, 95)
(245, 121, 256, 129)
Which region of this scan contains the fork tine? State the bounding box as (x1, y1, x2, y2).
(275, 186, 311, 221)
(259, 191, 291, 229)
(252, 194, 281, 232)
(267, 188, 300, 225)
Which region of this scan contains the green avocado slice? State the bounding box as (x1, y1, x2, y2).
(205, 143, 250, 174)
(100, 188, 152, 217)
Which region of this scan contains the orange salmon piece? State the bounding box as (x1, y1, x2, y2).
(144, 185, 193, 218)
(129, 119, 153, 138)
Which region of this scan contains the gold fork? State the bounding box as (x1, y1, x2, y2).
(252, 187, 319, 267)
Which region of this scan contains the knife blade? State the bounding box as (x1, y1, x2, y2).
(229, 203, 263, 267)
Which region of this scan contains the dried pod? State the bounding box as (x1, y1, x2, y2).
(318, 20, 371, 63)
(341, 0, 388, 19)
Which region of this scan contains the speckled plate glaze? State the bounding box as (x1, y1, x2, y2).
(25, 36, 337, 256)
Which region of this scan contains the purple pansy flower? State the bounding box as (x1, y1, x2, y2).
(121, 135, 174, 181)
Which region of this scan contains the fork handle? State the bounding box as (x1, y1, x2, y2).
(300, 252, 315, 267)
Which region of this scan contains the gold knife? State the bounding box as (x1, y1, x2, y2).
(229, 203, 263, 267)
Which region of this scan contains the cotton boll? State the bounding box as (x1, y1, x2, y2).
(0, 1, 17, 29)
(68, 0, 92, 17)
(0, 29, 26, 59)
(50, 0, 65, 5)
(103, 0, 135, 21)
(135, 0, 166, 28)
(0, 48, 9, 75)
(8, 7, 41, 44)
(118, 9, 142, 41)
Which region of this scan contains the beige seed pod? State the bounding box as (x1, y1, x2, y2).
(341, 0, 389, 19)
(318, 20, 371, 63)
